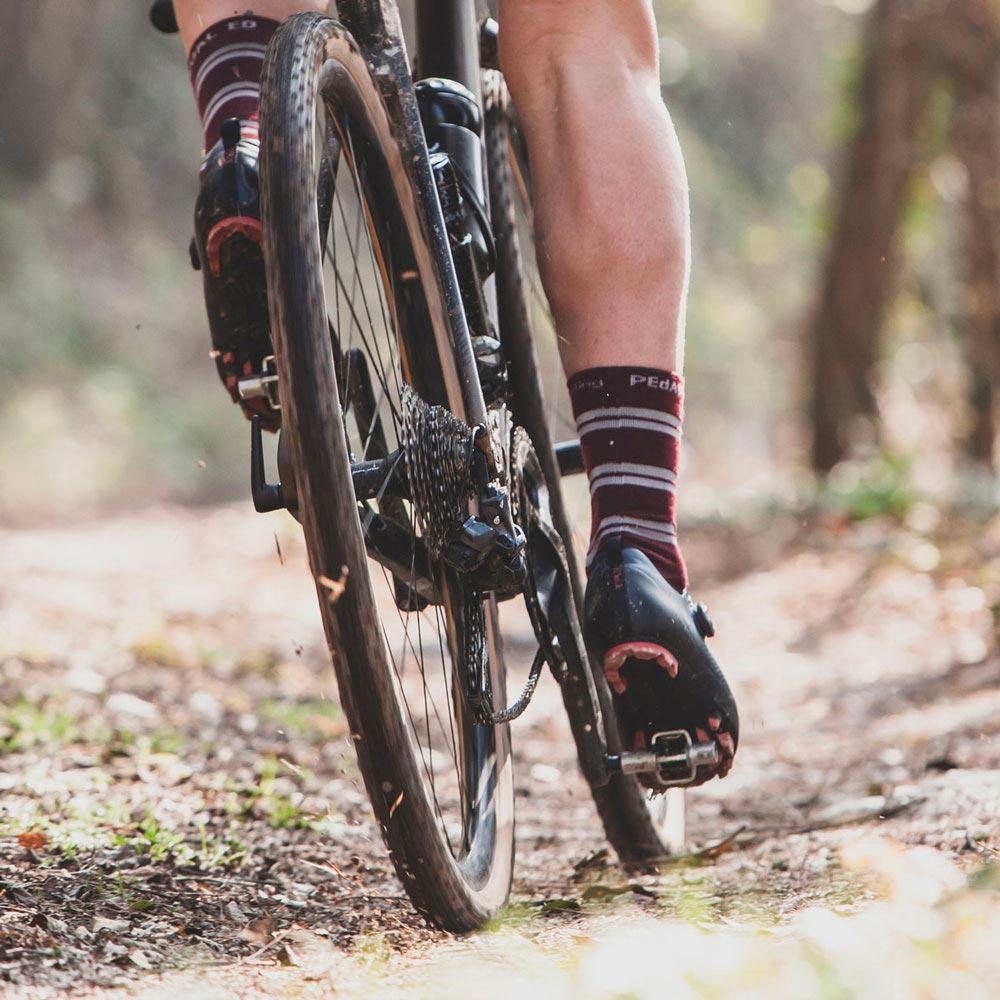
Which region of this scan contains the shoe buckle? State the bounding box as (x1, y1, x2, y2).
(238, 355, 281, 411)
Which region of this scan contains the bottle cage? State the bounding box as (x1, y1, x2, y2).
(150, 0, 178, 33)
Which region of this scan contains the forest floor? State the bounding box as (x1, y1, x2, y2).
(2, 500, 1000, 998)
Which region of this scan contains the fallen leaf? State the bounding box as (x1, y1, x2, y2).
(630, 884, 658, 899)
(93, 917, 130, 934)
(275, 942, 299, 967)
(18, 832, 48, 850)
(239, 915, 275, 945)
(389, 791, 404, 819)
(582, 883, 632, 901)
(695, 824, 749, 860)
(538, 898, 581, 913)
(571, 847, 610, 878)
(129, 949, 152, 970)
(317, 567, 349, 604)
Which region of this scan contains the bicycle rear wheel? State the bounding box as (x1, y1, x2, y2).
(484, 72, 679, 863)
(260, 13, 514, 930)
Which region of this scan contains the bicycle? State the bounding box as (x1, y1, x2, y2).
(153, 0, 719, 931)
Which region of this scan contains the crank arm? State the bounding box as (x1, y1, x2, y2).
(250, 418, 410, 512)
(606, 731, 720, 788)
(522, 510, 610, 788)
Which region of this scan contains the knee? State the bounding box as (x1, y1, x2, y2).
(498, 0, 660, 99)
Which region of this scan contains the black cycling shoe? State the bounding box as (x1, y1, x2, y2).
(583, 537, 738, 787)
(192, 117, 279, 431)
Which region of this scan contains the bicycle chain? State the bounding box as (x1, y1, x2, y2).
(480, 427, 558, 725)
(400, 386, 552, 726)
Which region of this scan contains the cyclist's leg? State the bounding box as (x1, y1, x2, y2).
(176, 0, 326, 149)
(499, 0, 690, 589)
(174, 1, 325, 428)
(499, 0, 737, 782)
(174, 1, 324, 49)
(498, 0, 688, 377)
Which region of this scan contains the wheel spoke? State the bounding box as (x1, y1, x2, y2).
(320, 115, 480, 858)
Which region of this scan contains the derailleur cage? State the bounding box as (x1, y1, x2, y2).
(441, 426, 526, 598)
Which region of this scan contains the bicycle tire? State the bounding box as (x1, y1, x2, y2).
(260, 12, 514, 930)
(484, 72, 673, 864)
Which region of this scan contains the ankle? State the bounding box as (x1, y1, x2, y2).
(568, 365, 688, 593)
(187, 16, 280, 152)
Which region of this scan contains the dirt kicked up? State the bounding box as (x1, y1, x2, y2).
(1, 502, 999, 998)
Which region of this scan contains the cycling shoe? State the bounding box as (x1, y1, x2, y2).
(583, 537, 738, 787)
(192, 117, 278, 431)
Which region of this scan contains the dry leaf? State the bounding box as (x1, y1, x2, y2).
(317, 566, 349, 604)
(129, 949, 152, 970)
(239, 915, 275, 945)
(18, 832, 48, 851)
(275, 942, 299, 967)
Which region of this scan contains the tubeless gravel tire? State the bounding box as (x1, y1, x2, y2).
(484, 72, 674, 864)
(260, 14, 514, 930)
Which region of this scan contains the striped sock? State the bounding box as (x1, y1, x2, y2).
(187, 16, 280, 152)
(568, 366, 688, 593)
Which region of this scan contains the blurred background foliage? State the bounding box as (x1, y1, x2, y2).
(0, 0, 995, 524)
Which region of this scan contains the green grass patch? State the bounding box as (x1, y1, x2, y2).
(259, 698, 343, 742)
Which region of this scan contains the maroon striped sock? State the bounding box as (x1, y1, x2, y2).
(187, 16, 280, 152)
(568, 366, 688, 593)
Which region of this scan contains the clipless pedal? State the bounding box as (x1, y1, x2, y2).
(607, 730, 720, 789)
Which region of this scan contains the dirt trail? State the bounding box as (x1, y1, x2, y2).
(1, 503, 999, 997)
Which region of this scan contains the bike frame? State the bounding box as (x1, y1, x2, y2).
(413, 0, 481, 94)
(152, 0, 698, 850)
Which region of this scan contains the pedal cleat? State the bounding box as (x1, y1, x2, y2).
(237, 354, 281, 411)
(608, 729, 720, 788)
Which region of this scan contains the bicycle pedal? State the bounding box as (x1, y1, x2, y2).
(238, 354, 281, 411)
(473, 334, 507, 403)
(607, 730, 719, 788)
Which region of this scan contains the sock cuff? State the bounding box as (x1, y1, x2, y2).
(568, 367, 684, 419)
(187, 17, 281, 72)
(569, 366, 688, 591)
(188, 16, 279, 152)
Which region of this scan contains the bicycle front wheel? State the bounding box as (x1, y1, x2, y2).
(260, 13, 514, 930)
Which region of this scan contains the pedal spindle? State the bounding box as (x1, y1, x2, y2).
(608, 730, 720, 788)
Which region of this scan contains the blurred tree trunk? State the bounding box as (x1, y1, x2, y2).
(808, 0, 940, 472)
(808, 0, 1000, 473)
(0, 6, 93, 182)
(948, 3, 1000, 467)
(0, 5, 52, 178)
